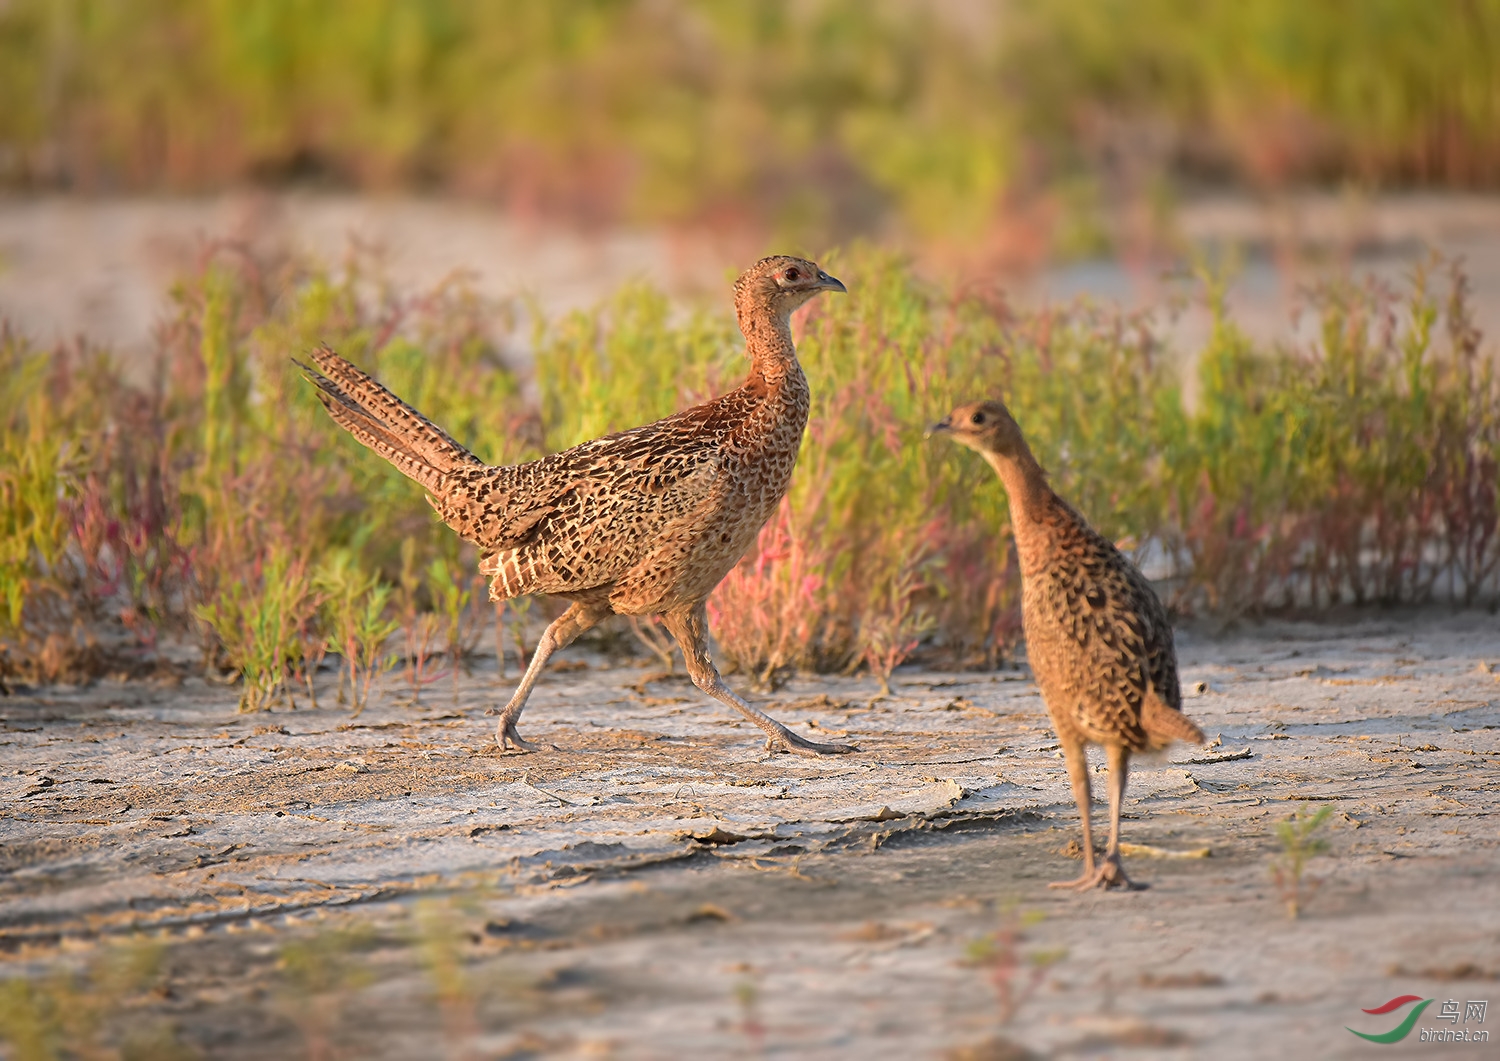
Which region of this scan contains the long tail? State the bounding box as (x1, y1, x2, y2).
(1141, 687, 1206, 748)
(296, 344, 484, 495)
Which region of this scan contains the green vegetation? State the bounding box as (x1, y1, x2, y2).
(962, 906, 1066, 1027)
(0, 938, 196, 1061)
(732, 971, 766, 1052)
(1002, 0, 1500, 190)
(0, 882, 648, 1061)
(0, 247, 1496, 698)
(2, 1, 1496, 244)
(316, 550, 403, 715)
(277, 924, 376, 1058)
(192, 543, 317, 711)
(0, 245, 529, 695)
(952, 904, 1064, 1058)
(1270, 803, 1334, 919)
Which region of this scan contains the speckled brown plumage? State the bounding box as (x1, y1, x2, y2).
(932, 399, 1205, 889)
(300, 256, 854, 757)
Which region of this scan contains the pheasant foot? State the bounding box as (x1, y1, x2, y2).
(496, 720, 555, 754)
(1049, 852, 1143, 891)
(764, 724, 857, 757)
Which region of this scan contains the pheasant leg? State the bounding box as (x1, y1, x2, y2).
(1049, 736, 1099, 889)
(1095, 744, 1142, 890)
(490, 600, 610, 752)
(664, 605, 856, 757)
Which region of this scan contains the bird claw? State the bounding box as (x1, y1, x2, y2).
(1049, 853, 1143, 891)
(496, 722, 552, 754)
(767, 726, 858, 757)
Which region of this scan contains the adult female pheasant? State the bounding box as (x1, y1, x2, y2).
(931, 399, 1204, 888)
(301, 256, 852, 757)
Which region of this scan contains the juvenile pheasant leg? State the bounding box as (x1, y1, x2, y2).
(1096, 744, 1141, 889)
(1050, 736, 1099, 889)
(663, 605, 856, 757)
(490, 600, 610, 752)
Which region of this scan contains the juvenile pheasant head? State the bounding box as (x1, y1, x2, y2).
(732, 255, 846, 332)
(928, 399, 1029, 460)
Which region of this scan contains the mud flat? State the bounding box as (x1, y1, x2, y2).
(2, 612, 1498, 1058)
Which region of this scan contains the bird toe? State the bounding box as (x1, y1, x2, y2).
(775, 732, 858, 757)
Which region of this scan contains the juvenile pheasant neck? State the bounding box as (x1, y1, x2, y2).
(983, 446, 1058, 576)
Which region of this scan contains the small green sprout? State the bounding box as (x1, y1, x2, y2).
(1270, 803, 1333, 919)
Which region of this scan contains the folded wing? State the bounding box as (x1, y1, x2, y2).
(301, 346, 724, 602)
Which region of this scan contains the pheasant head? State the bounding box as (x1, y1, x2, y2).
(928, 399, 1029, 460)
(732, 255, 845, 334)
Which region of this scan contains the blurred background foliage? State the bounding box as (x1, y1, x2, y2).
(1, 0, 1497, 245)
(1, 1, 1498, 695)
(3, 246, 1495, 692)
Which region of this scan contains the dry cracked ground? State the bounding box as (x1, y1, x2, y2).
(2, 612, 1498, 1059)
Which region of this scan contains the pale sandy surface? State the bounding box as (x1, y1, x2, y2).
(2, 612, 1498, 1059)
(0, 193, 731, 375)
(5, 192, 1500, 381)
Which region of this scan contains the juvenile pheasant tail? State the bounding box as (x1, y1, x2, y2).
(1141, 687, 1205, 747)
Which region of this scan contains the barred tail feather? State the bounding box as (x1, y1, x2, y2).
(306, 345, 483, 472)
(303, 382, 446, 495)
(1141, 687, 1206, 748)
(297, 351, 468, 497)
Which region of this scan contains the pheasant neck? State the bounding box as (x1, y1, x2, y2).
(984, 447, 1056, 576)
(740, 308, 800, 391)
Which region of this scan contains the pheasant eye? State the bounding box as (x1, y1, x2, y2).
(971, 412, 985, 425)
(783, 267, 800, 282)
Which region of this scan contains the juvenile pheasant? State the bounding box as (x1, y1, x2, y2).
(931, 399, 1204, 889)
(300, 256, 853, 758)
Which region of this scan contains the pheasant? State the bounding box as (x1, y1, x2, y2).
(930, 399, 1204, 889)
(299, 256, 854, 757)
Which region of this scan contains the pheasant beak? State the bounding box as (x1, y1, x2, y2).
(816, 270, 847, 293)
(924, 416, 953, 440)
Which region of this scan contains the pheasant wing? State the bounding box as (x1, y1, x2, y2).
(446, 433, 721, 600)
(1034, 519, 1181, 746)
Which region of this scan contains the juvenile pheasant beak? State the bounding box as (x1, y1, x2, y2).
(816, 271, 847, 293)
(925, 416, 953, 440)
